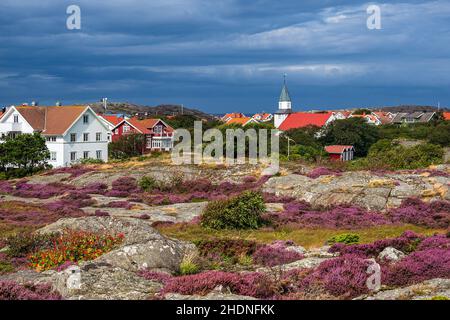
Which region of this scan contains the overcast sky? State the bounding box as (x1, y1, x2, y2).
(0, 0, 449, 113)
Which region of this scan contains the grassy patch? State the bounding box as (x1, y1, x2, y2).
(157, 224, 444, 249)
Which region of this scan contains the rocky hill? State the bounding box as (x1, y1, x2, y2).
(87, 102, 215, 120)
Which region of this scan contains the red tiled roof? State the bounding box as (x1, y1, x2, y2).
(279, 112, 333, 130)
(443, 112, 450, 121)
(325, 145, 354, 154)
(125, 118, 174, 134)
(226, 117, 254, 125)
(99, 114, 124, 126)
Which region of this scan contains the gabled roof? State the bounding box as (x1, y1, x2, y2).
(98, 114, 124, 126)
(325, 145, 354, 154)
(443, 112, 450, 121)
(278, 112, 333, 130)
(253, 113, 272, 120)
(116, 118, 173, 134)
(10, 106, 88, 135)
(226, 117, 256, 126)
(222, 113, 245, 121)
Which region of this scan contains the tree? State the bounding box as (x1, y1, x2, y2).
(320, 118, 380, 157)
(2, 133, 50, 175)
(108, 134, 146, 159)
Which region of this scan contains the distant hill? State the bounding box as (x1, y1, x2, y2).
(369, 105, 449, 113)
(87, 102, 215, 120)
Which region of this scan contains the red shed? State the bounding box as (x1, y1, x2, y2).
(324, 145, 355, 161)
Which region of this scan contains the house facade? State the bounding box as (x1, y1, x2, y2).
(391, 112, 436, 124)
(0, 105, 110, 167)
(112, 118, 174, 152)
(325, 145, 355, 161)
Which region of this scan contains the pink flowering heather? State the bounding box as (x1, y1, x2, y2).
(103, 201, 134, 209)
(12, 182, 76, 199)
(138, 270, 173, 284)
(268, 202, 391, 229)
(44, 165, 93, 179)
(388, 198, 450, 228)
(83, 182, 108, 195)
(306, 167, 342, 179)
(416, 234, 449, 251)
(329, 231, 424, 258)
(55, 261, 78, 272)
(382, 248, 450, 287)
(161, 271, 276, 298)
(300, 254, 372, 298)
(109, 177, 140, 197)
(0, 281, 62, 300)
(93, 210, 110, 217)
(253, 241, 304, 267)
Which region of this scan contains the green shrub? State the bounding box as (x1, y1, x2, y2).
(139, 176, 158, 192)
(79, 158, 104, 165)
(327, 233, 360, 245)
(179, 261, 200, 275)
(431, 296, 449, 300)
(353, 140, 445, 170)
(6, 233, 58, 258)
(0, 261, 14, 274)
(200, 191, 266, 230)
(150, 151, 163, 158)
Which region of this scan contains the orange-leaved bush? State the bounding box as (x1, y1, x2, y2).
(28, 229, 124, 271)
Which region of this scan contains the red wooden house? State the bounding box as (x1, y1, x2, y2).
(325, 145, 355, 161)
(112, 118, 174, 153)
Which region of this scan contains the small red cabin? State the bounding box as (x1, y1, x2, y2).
(324, 145, 355, 161)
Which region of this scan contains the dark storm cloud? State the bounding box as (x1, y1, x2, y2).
(0, 0, 449, 113)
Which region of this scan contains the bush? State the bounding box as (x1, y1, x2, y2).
(179, 261, 199, 275)
(0, 281, 62, 300)
(139, 176, 158, 192)
(200, 191, 266, 230)
(388, 198, 450, 228)
(253, 241, 304, 267)
(161, 271, 276, 298)
(365, 140, 444, 170)
(108, 134, 145, 159)
(327, 233, 360, 245)
(382, 248, 450, 287)
(195, 239, 258, 268)
(6, 233, 57, 258)
(28, 229, 124, 271)
(79, 158, 104, 165)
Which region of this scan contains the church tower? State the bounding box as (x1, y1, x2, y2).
(274, 75, 293, 128)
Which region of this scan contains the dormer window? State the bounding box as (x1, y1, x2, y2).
(154, 125, 162, 134)
(83, 115, 89, 124)
(123, 125, 130, 133)
(13, 115, 19, 123)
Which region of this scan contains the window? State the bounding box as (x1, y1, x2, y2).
(83, 115, 89, 124)
(70, 152, 77, 162)
(83, 133, 89, 142)
(154, 125, 162, 134)
(70, 133, 76, 142)
(13, 115, 19, 123)
(46, 136, 57, 142)
(83, 151, 89, 159)
(96, 150, 102, 160)
(50, 152, 57, 161)
(96, 132, 102, 141)
(114, 129, 119, 134)
(123, 125, 130, 133)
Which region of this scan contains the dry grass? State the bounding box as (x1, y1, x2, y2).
(157, 223, 445, 249)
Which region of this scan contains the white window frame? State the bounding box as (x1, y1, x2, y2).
(83, 114, 89, 124)
(96, 132, 102, 141)
(96, 150, 102, 160)
(50, 152, 57, 161)
(70, 133, 76, 142)
(70, 152, 77, 162)
(83, 151, 89, 159)
(123, 125, 130, 133)
(13, 115, 19, 123)
(83, 133, 89, 142)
